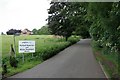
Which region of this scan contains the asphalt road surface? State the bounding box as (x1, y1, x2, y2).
(10, 39, 105, 78)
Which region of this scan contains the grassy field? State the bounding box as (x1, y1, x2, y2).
(2, 35, 64, 57)
(1, 35, 80, 77)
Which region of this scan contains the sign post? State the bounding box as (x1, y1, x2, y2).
(22, 53, 24, 63)
(19, 40, 35, 63)
(13, 33, 20, 58)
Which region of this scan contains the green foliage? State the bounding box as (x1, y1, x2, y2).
(32, 25, 51, 35)
(92, 40, 119, 79)
(73, 25, 90, 39)
(48, 2, 90, 40)
(88, 2, 120, 78)
(9, 56, 18, 68)
(39, 42, 70, 60)
(47, 2, 120, 78)
(9, 44, 18, 68)
(1, 32, 5, 35)
(32, 28, 38, 35)
(2, 35, 79, 77)
(48, 2, 73, 39)
(88, 2, 120, 54)
(2, 61, 7, 75)
(38, 25, 51, 35)
(68, 35, 80, 44)
(2, 2, 120, 78)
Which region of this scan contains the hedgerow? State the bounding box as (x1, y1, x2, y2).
(1, 35, 80, 78)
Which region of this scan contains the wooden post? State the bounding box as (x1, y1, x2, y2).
(22, 53, 24, 63)
(13, 35, 16, 58)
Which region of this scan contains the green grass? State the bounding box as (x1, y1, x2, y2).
(6, 60, 41, 77)
(2, 35, 61, 57)
(92, 40, 119, 79)
(1, 35, 80, 78)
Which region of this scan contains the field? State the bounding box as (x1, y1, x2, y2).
(2, 35, 67, 57)
(1, 35, 80, 77)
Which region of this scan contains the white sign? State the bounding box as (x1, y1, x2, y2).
(19, 40, 35, 53)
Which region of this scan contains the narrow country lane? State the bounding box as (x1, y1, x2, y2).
(10, 39, 105, 78)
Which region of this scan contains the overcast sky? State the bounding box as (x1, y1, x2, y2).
(0, 0, 51, 33)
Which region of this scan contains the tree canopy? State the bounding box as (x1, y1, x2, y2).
(48, 2, 90, 40)
(88, 2, 120, 53)
(47, 2, 120, 77)
(6, 29, 21, 35)
(48, 2, 120, 54)
(32, 25, 51, 35)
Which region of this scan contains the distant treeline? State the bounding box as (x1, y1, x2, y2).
(32, 25, 51, 35)
(4, 25, 51, 35)
(6, 29, 21, 35)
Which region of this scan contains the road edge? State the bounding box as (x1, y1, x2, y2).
(99, 61, 110, 80)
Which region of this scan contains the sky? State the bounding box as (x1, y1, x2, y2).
(0, 0, 51, 33)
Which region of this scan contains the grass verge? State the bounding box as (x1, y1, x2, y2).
(2, 35, 80, 79)
(91, 40, 119, 80)
(6, 60, 41, 77)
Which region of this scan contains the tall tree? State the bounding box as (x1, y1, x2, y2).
(48, 2, 89, 40)
(87, 2, 120, 53)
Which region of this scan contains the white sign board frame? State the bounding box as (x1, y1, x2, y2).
(19, 40, 35, 53)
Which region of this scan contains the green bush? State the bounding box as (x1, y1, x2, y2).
(2, 61, 7, 75)
(2, 35, 80, 77)
(68, 35, 80, 44)
(92, 40, 103, 51)
(9, 56, 18, 68)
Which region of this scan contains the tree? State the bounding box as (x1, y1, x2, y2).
(32, 25, 51, 35)
(48, 2, 74, 41)
(87, 2, 120, 53)
(1, 32, 5, 35)
(86, 2, 120, 77)
(73, 25, 90, 39)
(32, 28, 38, 35)
(48, 2, 89, 40)
(38, 25, 51, 35)
(6, 29, 21, 35)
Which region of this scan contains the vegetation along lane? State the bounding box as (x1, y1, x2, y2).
(10, 39, 105, 78)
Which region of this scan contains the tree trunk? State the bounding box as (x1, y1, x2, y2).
(65, 37, 68, 41)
